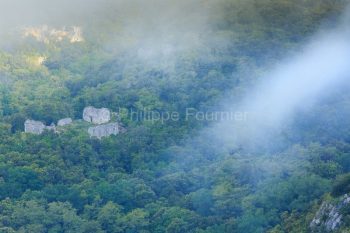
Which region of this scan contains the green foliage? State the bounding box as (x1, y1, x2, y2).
(332, 173, 350, 197)
(0, 0, 349, 232)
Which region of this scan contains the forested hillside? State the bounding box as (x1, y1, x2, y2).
(0, 0, 350, 232)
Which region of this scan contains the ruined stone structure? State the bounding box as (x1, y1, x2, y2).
(24, 106, 125, 138)
(46, 123, 57, 133)
(88, 123, 120, 139)
(83, 106, 111, 124)
(24, 120, 46, 135)
(24, 120, 56, 134)
(57, 118, 73, 127)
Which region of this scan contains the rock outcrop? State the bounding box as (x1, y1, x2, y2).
(24, 120, 56, 135)
(88, 123, 121, 139)
(310, 194, 350, 232)
(57, 118, 73, 127)
(83, 107, 111, 125)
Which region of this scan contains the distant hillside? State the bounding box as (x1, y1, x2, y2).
(0, 1, 349, 233)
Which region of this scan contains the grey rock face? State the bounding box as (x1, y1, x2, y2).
(57, 118, 73, 127)
(24, 120, 56, 134)
(310, 194, 350, 232)
(83, 106, 111, 124)
(88, 123, 120, 139)
(24, 120, 46, 134)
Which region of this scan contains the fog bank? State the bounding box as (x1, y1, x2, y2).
(210, 9, 350, 152)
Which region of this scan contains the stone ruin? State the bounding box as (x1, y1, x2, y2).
(24, 120, 56, 135)
(25, 117, 73, 135)
(24, 106, 125, 139)
(83, 106, 111, 125)
(88, 123, 121, 139)
(83, 106, 125, 139)
(57, 118, 73, 127)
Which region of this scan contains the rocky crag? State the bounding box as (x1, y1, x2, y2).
(310, 194, 350, 232)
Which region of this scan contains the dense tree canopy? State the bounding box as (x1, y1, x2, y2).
(0, 0, 350, 232)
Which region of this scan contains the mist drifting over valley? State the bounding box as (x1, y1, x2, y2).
(209, 8, 350, 152)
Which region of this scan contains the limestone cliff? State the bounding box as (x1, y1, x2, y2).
(310, 194, 350, 232)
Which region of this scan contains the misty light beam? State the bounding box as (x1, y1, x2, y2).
(214, 17, 350, 149)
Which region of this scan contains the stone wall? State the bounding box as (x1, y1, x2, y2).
(24, 120, 56, 134)
(57, 118, 73, 127)
(88, 123, 120, 139)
